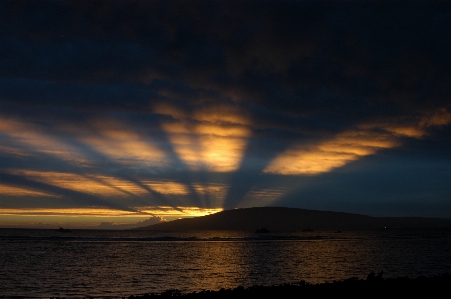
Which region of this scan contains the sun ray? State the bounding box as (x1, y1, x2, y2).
(264, 107, 451, 176)
(0, 117, 89, 164)
(78, 118, 169, 168)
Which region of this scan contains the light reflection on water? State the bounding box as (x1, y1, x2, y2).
(1, 229, 451, 298)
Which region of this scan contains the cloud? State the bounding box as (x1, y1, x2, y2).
(0, 1, 450, 219)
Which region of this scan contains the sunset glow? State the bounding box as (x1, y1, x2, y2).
(160, 108, 251, 172)
(1, 0, 450, 228)
(6, 170, 149, 196)
(264, 108, 451, 176)
(0, 117, 88, 164)
(0, 206, 222, 217)
(0, 206, 223, 228)
(0, 184, 60, 197)
(79, 118, 168, 168)
(264, 128, 399, 175)
(3, 3, 451, 299)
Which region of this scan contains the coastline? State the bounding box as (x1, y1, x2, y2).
(126, 273, 451, 298)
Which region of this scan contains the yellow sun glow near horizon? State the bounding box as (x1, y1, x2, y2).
(1, 107, 451, 227)
(0, 206, 224, 228)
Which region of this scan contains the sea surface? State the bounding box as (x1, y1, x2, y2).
(1, 228, 451, 298)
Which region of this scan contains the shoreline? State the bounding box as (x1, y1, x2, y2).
(125, 273, 451, 298)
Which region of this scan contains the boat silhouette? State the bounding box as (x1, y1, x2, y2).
(255, 227, 270, 233)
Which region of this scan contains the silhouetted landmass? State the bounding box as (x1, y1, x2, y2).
(127, 273, 451, 298)
(135, 207, 451, 231)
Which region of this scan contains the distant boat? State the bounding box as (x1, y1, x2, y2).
(302, 227, 313, 232)
(255, 227, 270, 233)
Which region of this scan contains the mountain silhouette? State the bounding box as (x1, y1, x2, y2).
(135, 207, 451, 231)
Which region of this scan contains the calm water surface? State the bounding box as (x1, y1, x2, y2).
(1, 228, 451, 298)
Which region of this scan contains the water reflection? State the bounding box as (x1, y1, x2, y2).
(1, 229, 451, 298)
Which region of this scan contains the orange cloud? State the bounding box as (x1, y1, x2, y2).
(383, 126, 425, 138)
(164, 132, 249, 172)
(160, 106, 251, 172)
(265, 106, 451, 176)
(4, 169, 216, 206)
(152, 102, 186, 120)
(0, 117, 88, 164)
(420, 108, 451, 127)
(80, 118, 168, 167)
(145, 180, 190, 195)
(0, 208, 139, 216)
(0, 184, 61, 197)
(0, 206, 216, 222)
(7, 170, 148, 197)
(264, 129, 399, 175)
(153, 102, 251, 126)
(192, 105, 251, 125)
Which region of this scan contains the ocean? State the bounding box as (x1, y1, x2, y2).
(1, 228, 451, 298)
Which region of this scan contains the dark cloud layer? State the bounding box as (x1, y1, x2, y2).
(1, 0, 450, 219)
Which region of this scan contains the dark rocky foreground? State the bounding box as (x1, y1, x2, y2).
(127, 273, 451, 298)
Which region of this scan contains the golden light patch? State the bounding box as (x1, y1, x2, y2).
(81, 119, 167, 167)
(164, 133, 248, 172)
(162, 119, 250, 172)
(360, 107, 451, 138)
(194, 123, 250, 137)
(192, 105, 251, 125)
(335, 130, 400, 148)
(0, 117, 88, 164)
(266, 109, 451, 176)
(0, 184, 60, 197)
(7, 170, 149, 197)
(0, 207, 223, 227)
(153, 102, 251, 126)
(198, 135, 248, 171)
(145, 180, 190, 195)
(162, 120, 250, 137)
(264, 129, 398, 175)
(358, 121, 426, 139)
(264, 150, 356, 175)
(138, 206, 223, 218)
(164, 133, 202, 167)
(161, 121, 192, 134)
(83, 135, 167, 167)
(0, 117, 22, 131)
(420, 108, 451, 127)
(0, 208, 140, 216)
(383, 126, 425, 138)
(154, 102, 252, 172)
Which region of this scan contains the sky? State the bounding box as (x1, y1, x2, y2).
(1, 0, 451, 229)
